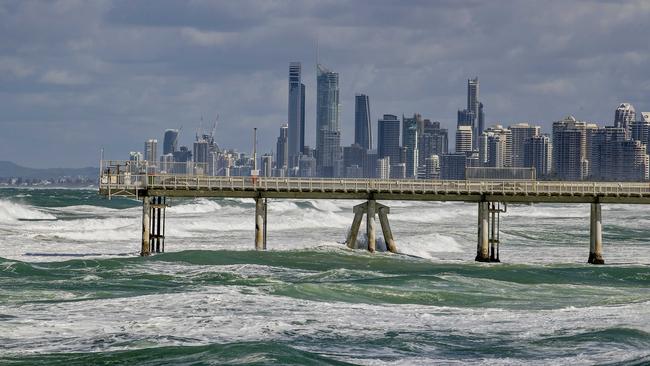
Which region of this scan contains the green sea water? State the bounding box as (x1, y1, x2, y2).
(1, 188, 650, 364)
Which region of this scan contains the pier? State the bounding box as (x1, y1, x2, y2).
(100, 160, 650, 264)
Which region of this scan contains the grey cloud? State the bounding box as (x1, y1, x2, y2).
(1, 0, 650, 167)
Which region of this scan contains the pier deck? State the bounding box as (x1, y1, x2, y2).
(98, 160, 650, 263)
(100, 173, 650, 204)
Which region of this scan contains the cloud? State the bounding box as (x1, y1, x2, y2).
(180, 27, 232, 47)
(0, 0, 650, 167)
(0, 57, 33, 78)
(40, 70, 90, 85)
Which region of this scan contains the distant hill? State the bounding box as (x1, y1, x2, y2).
(0, 161, 98, 179)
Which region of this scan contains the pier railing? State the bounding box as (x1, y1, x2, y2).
(99, 160, 650, 202)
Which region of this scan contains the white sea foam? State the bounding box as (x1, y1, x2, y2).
(167, 198, 224, 214)
(398, 233, 464, 259)
(0, 199, 57, 222)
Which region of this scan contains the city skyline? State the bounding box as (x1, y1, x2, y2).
(1, 1, 650, 167)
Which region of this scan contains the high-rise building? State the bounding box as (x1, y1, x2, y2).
(467, 78, 479, 121)
(419, 120, 448, 168)
(631, 119, 650, 147)
(457, 109, 474, 127)
(390, 163, 407, 179)
(343, 143, 368, 176)
(552, 116, 588, 180)
(192, 139, 209, 175)
(523, 135, 552, 178)
(354, 94, 372, 150)
(614, 102, 636, 134)
(479, 125, 512, 167)
(377, 114, 401, 167)
(424, 155, 440, 179)
(642, 112, 650, 123)
(457, 77, 482, 149)
(478, 102, 485, 140)
(510, 123, 541, 168)
(261, 154, 273, 177)
(163, 129, 179, 155)
(402, 114, 419, 178)
(455, 126, 473, 154)
(276, 124, 289, 174)
(288, 62, 305, 165)
(589, 126, 647, 181)
(468, 77, 480, 147)
(129, 151, 143, 163)
(440, 153, 467, 180)
(144, 139, 158, 163)
(316, 64, 341, 177)
(377, 157, 391, 179)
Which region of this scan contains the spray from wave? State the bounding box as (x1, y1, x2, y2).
(0, 199, 57, 222)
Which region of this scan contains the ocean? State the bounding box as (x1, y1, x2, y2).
(0, 187, 649, 365)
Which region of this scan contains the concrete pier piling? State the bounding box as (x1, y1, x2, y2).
(141, 197, 151, 256)
(141, 196, 166, 256)
(367, 199, 377, 253)
(588, 201, 605, 264)
(378, 206, 397, 253)
(345, 200, 397, 253)
(255, 196, 266, 250)
(476, 201, 490, 262)
(346, 203, 365, 249)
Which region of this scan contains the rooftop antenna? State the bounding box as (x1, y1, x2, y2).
(316, 34, 320, 66)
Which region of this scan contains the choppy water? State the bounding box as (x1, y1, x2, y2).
(0, 188, 649, 365)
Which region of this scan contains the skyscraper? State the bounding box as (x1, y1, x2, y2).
(316, 64, 341, 177)
(642, 112, 650, 123)
(276, 124, 288, 174)
(467, 78, 480, 147)
(163, 129, 179, 155)
(455, 126, 473, 154)
(467, 78, 479, 119)
(457, 77, 482, 149)
(523, 135, 552, 177)
(193, 139, 209, 166)
(510, 123, 541, 168)
(144, 139, 158, 163)
(552, 116, 588, 180)
(479, 125, 512, 167)
(614, 102, 636, 133)
(377, 114, 400, 167)
(354, 94, 372, 150)
(419, 120, 449, 167)
(402, 114, 419, 178)
(288, 62, 305, 166)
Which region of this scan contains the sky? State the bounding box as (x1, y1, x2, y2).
(1, 0, 649, 168)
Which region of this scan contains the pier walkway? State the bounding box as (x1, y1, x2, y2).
(99, 160, 650, 264)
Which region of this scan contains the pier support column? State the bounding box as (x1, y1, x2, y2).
(255, 196, 266, 250)
(588, 202, 605, 264)
(475, 201, 490, 262)
(346, 203, 365, 249)
(141, 197, 151, 256)
(378, 206, 397, 253)
(367, 199, 377, 253)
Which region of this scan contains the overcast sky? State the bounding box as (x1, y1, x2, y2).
(1, 0, 649, 167)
